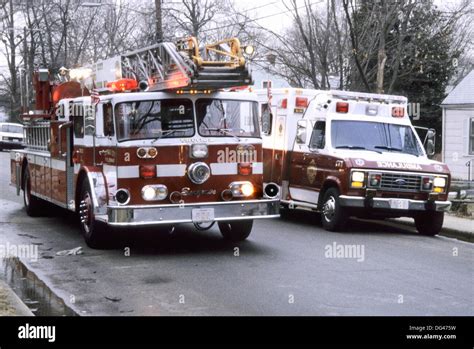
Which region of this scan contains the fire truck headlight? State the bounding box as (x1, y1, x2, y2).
(191, 144, 208, 159)
(141, 185, 168, 201)
(142, 186, 157, 201)
(230, 181, 254, 197)
(188, 162, 211, 184)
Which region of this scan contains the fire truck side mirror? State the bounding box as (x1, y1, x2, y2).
(296, 120, 307, 144)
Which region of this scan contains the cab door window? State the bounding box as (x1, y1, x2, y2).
(103, 103, 114, 137)
(309, 121, 326, 149)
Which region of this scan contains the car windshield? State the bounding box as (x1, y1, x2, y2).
(115, 99, 194, 141)
(331, 120, 424, 156)
(196, 99, 260, 138)
(1, 124, 22, 134)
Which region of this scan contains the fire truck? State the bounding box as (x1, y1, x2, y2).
(255, 88, 451, 236)
(10, 37, 279, 248)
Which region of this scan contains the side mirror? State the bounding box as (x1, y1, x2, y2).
(426, 139, 435, 156)
(262, 109, 272, 135)
(296, 120, 307, 144)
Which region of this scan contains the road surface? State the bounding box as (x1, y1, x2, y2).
(0, 151, 472, 316)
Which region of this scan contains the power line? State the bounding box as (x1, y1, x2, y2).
(200, 0, 324, 34)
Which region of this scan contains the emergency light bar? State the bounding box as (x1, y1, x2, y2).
(330, 90, 407, 104)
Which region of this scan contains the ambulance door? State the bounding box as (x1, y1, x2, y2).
(288, 119, 319, 205)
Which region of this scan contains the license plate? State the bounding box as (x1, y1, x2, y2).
(390, 199, 409, 210)
(192, 208, 215, 223)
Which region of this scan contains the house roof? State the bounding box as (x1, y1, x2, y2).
(442, 70, 474, 105)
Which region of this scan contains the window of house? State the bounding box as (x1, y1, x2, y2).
(470, 118, 474, 154)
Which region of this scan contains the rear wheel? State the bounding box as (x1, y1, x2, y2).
(414, 211, 444, 236)
(320, 187, 348, 231)
(79, 180, 108, 248)
(23, 167, 42, 217)
(218, 220, 253, 242)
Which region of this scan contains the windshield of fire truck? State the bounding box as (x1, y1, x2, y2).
(196, 99, 260, 138)
(331, 120, 424, 156)
(115, 99, 194, 141)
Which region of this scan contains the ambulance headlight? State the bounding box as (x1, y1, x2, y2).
(433, 177, 446, 188)
(191, 144, 208, 159)
(351, 171, 365, 188)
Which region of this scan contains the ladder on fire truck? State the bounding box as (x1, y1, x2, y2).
(103, 36, 253, 92)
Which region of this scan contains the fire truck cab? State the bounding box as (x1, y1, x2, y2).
(10, 37, 279, 248)
(256, 88, 451, 236)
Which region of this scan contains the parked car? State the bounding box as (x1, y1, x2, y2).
(0, 122, 24, 151)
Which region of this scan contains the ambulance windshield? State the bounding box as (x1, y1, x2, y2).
(331, 120, 424, 156)
(196, 99, 260, 138)
(115, 99, 195, 141)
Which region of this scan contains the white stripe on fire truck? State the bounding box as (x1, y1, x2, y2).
(156, 164, 187, 177)
(104, 162, 264, 179)
(117, 166, 139, 179)
(210, 163, 237, 175)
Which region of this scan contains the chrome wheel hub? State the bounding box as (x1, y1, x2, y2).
(323, 196, 336, 222)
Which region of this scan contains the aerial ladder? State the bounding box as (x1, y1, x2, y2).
(90, 36, 254, 92)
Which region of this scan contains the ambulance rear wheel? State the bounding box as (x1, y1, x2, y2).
(79, 181, 108, 249)
(23, 167, 42, 217)
(218, 220, 253, 242)
(321, 187, 348, 231)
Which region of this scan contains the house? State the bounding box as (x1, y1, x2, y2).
(441, 70, 474, 181)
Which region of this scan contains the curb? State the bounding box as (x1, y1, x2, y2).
(390, 218, 474, 243)
(0, 280, 34, 316)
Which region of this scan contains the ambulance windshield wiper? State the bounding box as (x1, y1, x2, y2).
(374, 145, 403, 152)
(335, 145, 382, 154)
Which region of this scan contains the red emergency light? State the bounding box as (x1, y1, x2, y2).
(295, 97, 309, 108)
(107, 79, 139, 92)
(392, 107, 405, 118)
(140, 165, 156, 179)
(336, 102, 349, 113)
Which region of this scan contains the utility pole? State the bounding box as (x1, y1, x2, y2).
(155, 0, 163, 42)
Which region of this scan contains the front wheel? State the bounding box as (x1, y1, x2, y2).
(320, 187, 348, 231)
(218, 220, 253, 242)
(414, 211, 444, 236)
(79, 180, 109, 248)
(23, 167, 43, 217)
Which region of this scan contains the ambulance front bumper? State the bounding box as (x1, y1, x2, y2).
(103, 199, 280, 226)
(339, 195, 451, 212)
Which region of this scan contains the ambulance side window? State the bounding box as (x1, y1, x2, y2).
(261, 103, 272, 135)
(103, 103, 114, 137)
(309, 121, 326, 149)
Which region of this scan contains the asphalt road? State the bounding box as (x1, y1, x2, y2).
(0, 151, 472, 316)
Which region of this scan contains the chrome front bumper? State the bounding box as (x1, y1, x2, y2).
(102, 199, 280, 226)
(339, 195, 451, 212)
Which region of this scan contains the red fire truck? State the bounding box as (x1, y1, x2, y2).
(255, 88, 451, 236)
(10, 37, 279, 248)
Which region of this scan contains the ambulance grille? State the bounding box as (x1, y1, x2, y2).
(380, 173, 421, 192)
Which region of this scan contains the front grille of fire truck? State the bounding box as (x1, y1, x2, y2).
(379, 173, 422, 192)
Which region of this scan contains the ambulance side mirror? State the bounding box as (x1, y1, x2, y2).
(296, 120, 307, 144)
(425, 129, 436, 157)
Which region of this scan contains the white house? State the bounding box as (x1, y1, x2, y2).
(441, 70, 474, 180)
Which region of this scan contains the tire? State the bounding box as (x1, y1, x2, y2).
(218, 220, 253, 242)
(79, 180, 109, 248)
(320, 187, 348, 231)
(23, 167, 43, 217)
(414, 211, 444, 236)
